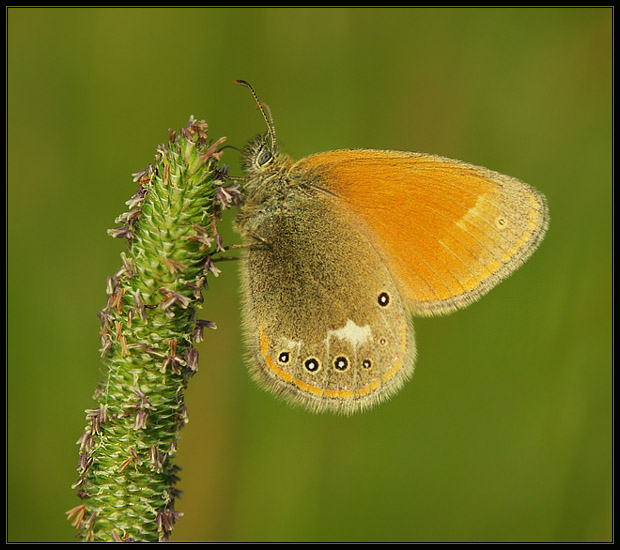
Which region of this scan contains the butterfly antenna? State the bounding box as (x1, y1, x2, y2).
(234, 80, 277, 148)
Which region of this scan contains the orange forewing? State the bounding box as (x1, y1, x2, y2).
(294, 149, 548, 316)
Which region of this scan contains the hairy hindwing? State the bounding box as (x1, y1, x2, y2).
(239, 189, 415, 414)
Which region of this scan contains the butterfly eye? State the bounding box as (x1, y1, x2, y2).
(256, 149, 273, 166)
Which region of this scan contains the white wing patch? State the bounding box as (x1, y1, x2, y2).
(325, 319, 372, 348)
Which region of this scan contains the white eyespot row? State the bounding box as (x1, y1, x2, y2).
(277, 351, 372, 373)
(274, 319, 383, 374)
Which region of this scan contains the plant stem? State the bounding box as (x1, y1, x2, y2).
(68, 118, 238, 542)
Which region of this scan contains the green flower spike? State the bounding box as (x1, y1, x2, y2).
(68, 118, 238, 542)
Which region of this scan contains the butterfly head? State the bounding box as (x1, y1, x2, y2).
(242, 133, 280, 178)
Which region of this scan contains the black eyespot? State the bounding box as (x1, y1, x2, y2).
(362, 359, 372, 369)
(334, 356, 349, 371)
(304, 357, 320, 372)
(378, 292, 390, 307)
(257, 150, 273, 166)
(278, 352, 290, 364)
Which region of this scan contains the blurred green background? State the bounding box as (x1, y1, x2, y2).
(7, 7, 612, 543)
